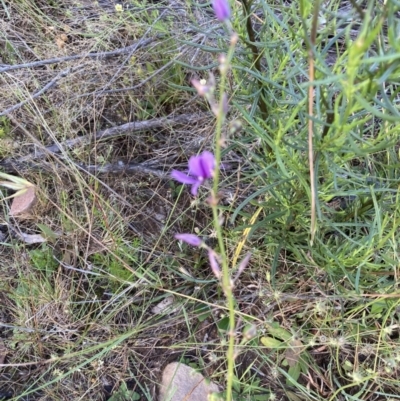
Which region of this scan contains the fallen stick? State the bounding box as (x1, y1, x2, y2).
(28, 112, 206, 159)
(0, 37, 156, 74)
(0, 65, 85, 117)
(78, 160, 169, 179)
(1, 112, 209, 167)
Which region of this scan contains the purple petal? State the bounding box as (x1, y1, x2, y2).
(188, 155, 203, 178)
(188, 151, 215, 179)
(171, 170, 197, 185)
(199, 151, 216, 179)
(212, 0, 231, 21)
(175, 233, 202, 247)
(190, 181, 202, 196)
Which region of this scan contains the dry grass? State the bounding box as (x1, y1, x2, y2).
(1, 0, 400, 400)
(0, 0, 229, 399)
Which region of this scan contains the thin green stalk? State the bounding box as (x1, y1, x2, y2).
(211, 31, 238, 401)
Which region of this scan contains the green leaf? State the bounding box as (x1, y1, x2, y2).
(29, 245, 58, 273)
(232, 374, 241, 393)
(108, 382, 140, 401)
(217, 316, 230, 332)
(371, 300, 387, 316)
(286, 390, 307, 401)
(260, 336, 284, 348)
(36, 223, 59, 242)
(195, 304, 212, 322)
(287, 363, 301, 385)
(265, 321, 292, 341)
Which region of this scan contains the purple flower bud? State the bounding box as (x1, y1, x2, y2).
(208, 249, 221, 279)
(234, 252, 251, 282)
(212, 0, 231, 21)
(191, 79, 212, 97)
(175, 233, 203, 247)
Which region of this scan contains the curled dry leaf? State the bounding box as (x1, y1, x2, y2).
(151, 296, 178, 315)
(18, 232, 46, 244)
(10, 186, 37, 217)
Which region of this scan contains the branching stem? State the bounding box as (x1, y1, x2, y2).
(240, 0, 268, 121)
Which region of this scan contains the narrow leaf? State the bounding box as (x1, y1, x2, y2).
(260, 336, 284, 348)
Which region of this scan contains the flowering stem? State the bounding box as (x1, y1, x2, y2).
(211, 31, 237, 401)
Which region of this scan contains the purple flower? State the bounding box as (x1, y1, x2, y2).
(212, 0, 231, 21)
(175, 233, 203, 247)
(171, 151, 215, 196)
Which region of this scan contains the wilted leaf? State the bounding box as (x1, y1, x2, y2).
(285, 338, 304, 367)
(159, 363, 219, 401)
(0, 172, 34, 191)
(10, 186, 37, 216)
(151, 296, 176, 315)
(178, 266, 193, 277)
(260, 336, 283, 348)
(18, 233, 46, 244)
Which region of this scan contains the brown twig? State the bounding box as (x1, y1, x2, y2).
(71, 57, 178, 100)
(0, 157, 169, 179)
(239, 0, 269, 121)
(1, 113, 209, 168)
(79, 161, 169, 179)
(0, 37, 156, 74)
(29, 113, 206, 160)
(0, 65, 85, 117)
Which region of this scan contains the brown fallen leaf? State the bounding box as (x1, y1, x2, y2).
(56, 33, 68, 49)
(10, 186, 37, 217)
(285, 338, 304, 367)
(159, 363, 219, 401)
(151, 296, 176, 315)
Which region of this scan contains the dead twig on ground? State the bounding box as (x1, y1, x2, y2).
(1, 112, 209, 167)
(0, 37, 157, 74)
(78, 161, 169, 178)
(0, 65, 85, 117)
(72, 57, 179, 99)
(0, 158, 169, 179)
(32, 112, 207, 157)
